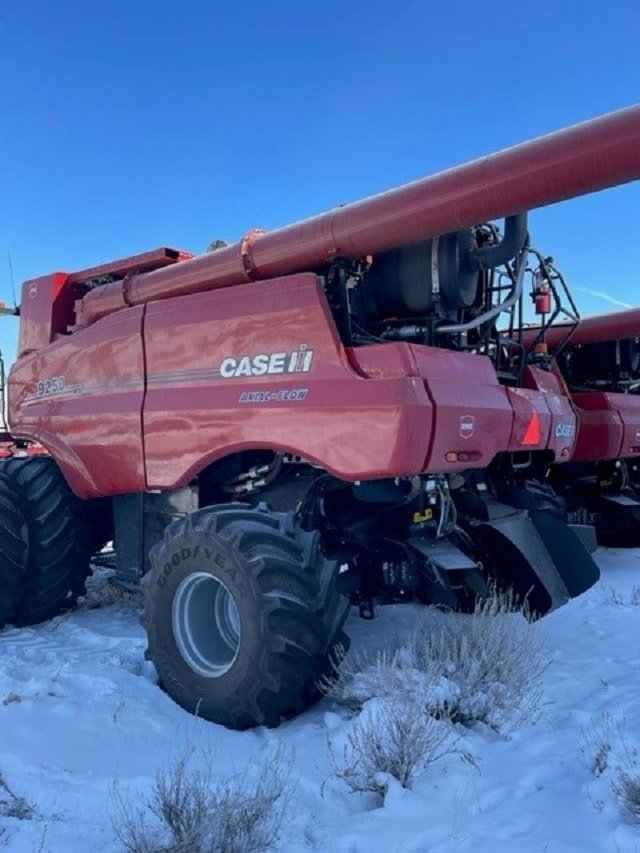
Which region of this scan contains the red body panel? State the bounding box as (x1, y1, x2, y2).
(9, 308, 147, 496)
(142, 274, 512, 485)
(407, 348, 513, 468)
(515, 366, 577, 460)
(19, 273, 73, 354)
(141, 273, 435, 486)
(8, 274, 580, 498)
(571, 392, 640, 462)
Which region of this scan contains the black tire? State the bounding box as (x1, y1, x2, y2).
(143, 504, 350, 729)
(2, 456, 93, 625)
(0, 472, 29, 628)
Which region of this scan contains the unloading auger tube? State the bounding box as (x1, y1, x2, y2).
(523, 307, 640, 352)
(75, 105, 640, 327)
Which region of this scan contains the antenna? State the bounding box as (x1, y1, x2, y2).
(0, 354, 6, 433)
(0, 253, 19, 316)
(0, 253, 18, 432)
(7, 252, 18, 305)
(7, 253, 16, 308)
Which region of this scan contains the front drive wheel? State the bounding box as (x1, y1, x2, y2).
(143, 504, 350, 729)
(2, 456, 93, 625)
(0, 473, 29, 628)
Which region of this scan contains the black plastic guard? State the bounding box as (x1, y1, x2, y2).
(495, 485, 600, 604)
(528, 509, 600, 599)
(570, 524, 598, 555)
(475, 509, 571, 617)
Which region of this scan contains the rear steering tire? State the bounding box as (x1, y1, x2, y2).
(143, 504, 350, 729)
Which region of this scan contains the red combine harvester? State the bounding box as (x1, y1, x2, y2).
(523, 308, 640, 544)
(0, 107, 638, 728)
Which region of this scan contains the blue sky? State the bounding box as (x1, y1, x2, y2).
(0, 1, 638, 364)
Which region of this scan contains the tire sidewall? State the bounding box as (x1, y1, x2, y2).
(147, 527, 272, 722)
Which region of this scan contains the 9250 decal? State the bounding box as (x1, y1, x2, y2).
(37, 376, 66, 396)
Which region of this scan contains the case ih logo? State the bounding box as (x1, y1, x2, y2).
(459, 415, 475, 440)
(219, 345, 314, 379)
(555, 423, 575, 439)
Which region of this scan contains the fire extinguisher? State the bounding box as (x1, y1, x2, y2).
(533, 269, 551, 315)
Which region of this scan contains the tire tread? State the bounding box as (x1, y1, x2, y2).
(3, 457, 92, 625)
(145, 502, 350, 728)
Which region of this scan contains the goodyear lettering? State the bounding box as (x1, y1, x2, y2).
(220, 345, 313, 379)
(158, 561, 173, 588)
(156, 544, 216, 588)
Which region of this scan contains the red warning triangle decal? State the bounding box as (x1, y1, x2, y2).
(522, 410, 541, 446)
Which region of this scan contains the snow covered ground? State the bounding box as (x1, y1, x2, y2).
(2, 548, 640, 852)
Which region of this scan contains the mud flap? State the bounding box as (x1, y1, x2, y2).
(569, 524, 598, 555)
(595, 493, 640, 547)
(526, 510, 600, 599)
(475, 508, 571, 617)
(495, 486, 600, 605)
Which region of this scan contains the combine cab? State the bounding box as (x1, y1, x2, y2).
(1, 107, 639, 728)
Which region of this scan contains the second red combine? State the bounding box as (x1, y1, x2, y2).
(523, 305, 640, 544)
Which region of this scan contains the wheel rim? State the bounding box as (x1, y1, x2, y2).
(172, 572, 242, 678)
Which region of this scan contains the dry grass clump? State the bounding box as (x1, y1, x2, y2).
(333, 694, 458, 799)
(612, 769, 640, 823)
(581, 712, 640, 824)
(602, 585, 640, 607)
(326, 593, 546, 733)
(328, 593, 543, 800)
(0, 770, 36, 821)
(111, 745, 290, 853)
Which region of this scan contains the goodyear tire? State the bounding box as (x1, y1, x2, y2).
(2, 457, 93, 625)
(143, 504, 350, 729)
(0, 473, 29, 628)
